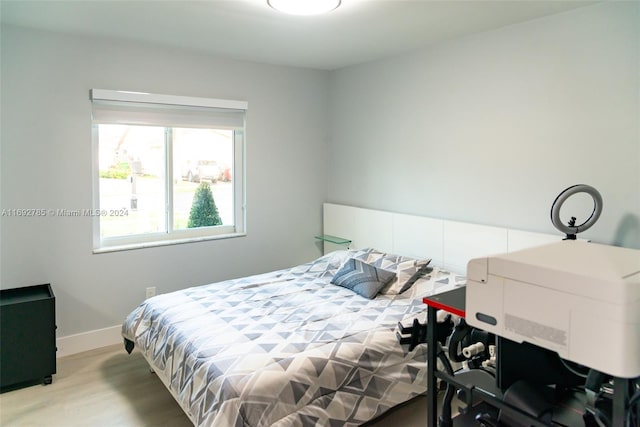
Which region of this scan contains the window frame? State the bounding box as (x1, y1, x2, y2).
(90, 89, 247, 253)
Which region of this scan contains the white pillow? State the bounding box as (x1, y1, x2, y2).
(377, 257, 432, 295)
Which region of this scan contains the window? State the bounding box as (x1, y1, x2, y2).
(91, 90, 246, 252)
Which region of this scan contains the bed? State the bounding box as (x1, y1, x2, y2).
(122, 203, 560, 426)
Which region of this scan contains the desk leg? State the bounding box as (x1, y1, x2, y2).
(612, 377, 632, 427)
(427, 306, 437, 427)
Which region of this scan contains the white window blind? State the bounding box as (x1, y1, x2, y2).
(90, 89, 247, 129)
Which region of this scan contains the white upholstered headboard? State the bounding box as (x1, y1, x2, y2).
(322, 203, 561, 274)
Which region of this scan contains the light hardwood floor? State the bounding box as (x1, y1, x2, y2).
(0, 344, 430, 427)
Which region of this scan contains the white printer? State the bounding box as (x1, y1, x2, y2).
(466, 240, 640, 378)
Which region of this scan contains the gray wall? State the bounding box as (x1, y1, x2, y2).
(2, 1, 639, 340)
(328, 2, 640, 249)
(0, 26, 329, 336)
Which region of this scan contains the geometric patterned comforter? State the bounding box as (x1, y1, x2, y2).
(121, 250, 465, 426)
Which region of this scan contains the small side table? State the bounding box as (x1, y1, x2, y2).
(315, 234, 352, 253)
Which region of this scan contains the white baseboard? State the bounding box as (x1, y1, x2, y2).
(56, 325, 123, 358)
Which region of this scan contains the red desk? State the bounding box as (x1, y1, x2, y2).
(422, 287, 466, 318)
(423, 287, 466, 427)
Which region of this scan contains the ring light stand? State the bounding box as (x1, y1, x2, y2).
(550, 184, 603, 240)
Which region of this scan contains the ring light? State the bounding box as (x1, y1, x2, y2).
(550, 184, 602, 240)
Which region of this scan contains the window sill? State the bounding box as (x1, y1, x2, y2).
(93, 232, 246, 254)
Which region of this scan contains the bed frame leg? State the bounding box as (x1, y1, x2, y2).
(124, 338, 135, 354)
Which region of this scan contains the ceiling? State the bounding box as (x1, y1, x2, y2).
(0, 0, 597, 70)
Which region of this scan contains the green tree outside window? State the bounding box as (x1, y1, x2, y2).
(188, 182, 222, 228)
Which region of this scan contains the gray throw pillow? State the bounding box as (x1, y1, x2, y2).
(331, 258, 396, 299)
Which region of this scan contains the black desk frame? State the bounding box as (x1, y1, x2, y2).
(423, 286, 638, 427)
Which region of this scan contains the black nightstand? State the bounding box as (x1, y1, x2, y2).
(1, 284, 56, 392)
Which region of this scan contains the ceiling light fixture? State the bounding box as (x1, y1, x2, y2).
(267, 0, 341, 16)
